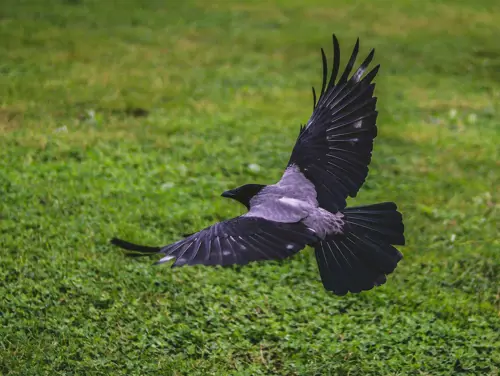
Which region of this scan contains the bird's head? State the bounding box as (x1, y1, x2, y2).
(221, 184, 266, 209)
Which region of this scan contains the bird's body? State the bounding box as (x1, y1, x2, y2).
(112, 34, 406, 295)
(245, 165, 345, 239)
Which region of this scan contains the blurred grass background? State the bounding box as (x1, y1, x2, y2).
(0, 0, 499, 375)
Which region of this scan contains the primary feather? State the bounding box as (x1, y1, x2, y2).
(288, 34, 379, 213)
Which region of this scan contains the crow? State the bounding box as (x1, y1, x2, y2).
(111, 34, 405, 296)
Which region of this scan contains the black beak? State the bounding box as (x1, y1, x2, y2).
(221, 190, 234, 198)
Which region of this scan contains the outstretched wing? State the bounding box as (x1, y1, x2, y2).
(111, 216, 317, 267)
(287, 34, 379, 213)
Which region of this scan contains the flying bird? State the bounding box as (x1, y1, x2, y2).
(111, 34, 405, 296)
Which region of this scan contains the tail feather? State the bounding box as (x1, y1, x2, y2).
(343, 201, 405, 245)
(314, 202, 404, 295)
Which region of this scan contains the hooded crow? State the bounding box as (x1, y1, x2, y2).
(111, 34, 405, 295)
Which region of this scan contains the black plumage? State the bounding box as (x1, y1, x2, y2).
(113, 217, 317, 266)
(315, 202, 404, 295)
(111, 34, 405, 295)
(288, 35, 379, 213)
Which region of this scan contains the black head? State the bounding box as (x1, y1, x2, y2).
(221, 184, 266, 209)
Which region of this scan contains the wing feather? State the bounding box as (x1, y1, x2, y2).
(112, 217, 317, 267)
(287, 35, 379, 212)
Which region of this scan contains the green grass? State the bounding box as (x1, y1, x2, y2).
(1, 0, 499, 374)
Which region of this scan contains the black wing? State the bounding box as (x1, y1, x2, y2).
(111, 216, 317, 267)
(288, 34, 379, 213)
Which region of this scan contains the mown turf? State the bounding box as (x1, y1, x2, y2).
(0, 0, 499, 375)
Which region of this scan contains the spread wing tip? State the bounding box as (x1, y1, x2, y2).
(110, 237, 161, 255)
(312, 34, 378, 107)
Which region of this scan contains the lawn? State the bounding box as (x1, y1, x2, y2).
(0, 0, 499, 375)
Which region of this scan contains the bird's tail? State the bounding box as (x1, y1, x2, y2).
(314, 202, 405, 295)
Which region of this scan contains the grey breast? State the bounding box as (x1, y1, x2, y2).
(244, 165, 345, 239)
(244, 165, 319, 223)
